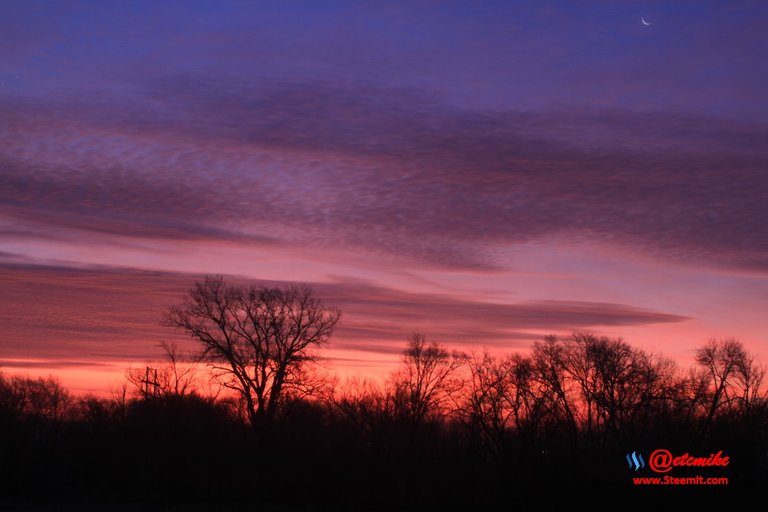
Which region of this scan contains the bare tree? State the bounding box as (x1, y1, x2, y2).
(461, 350, 514, 453)
(697, 338, 766, 421)
(506, 353, 553, 442)
(679, 367, 711, 422)
(391, 333, 466, 425)
(734, 350, 766, 417)
(696, 338, 746, 423)
(532, 335, 578, 435)
(0, 373, 72, 422)
(333, 377, 394, 442)
(563, 333, 678, 441)
(166, 276, 340, 426)
(127, 341, 200, 399)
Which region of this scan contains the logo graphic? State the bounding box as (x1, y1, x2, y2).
(627, 448, 730, 485)
(626, 451, 645, 471)
(626, 449, 729, 473)
(648, 449, 673, 473)
(648, 448, 729, 473)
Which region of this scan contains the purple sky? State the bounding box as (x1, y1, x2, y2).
(1, 1, 767, 394)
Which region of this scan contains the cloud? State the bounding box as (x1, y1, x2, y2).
(0, 358, 114, 370)
(313, 280, 688, 351)
(1, 79, 767, 271)
(0, 263, 688, 364)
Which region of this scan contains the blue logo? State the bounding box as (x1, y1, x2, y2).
(626, 451, 645, 471)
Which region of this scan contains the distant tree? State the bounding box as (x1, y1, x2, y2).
(127, 341, 200, 399)
(679, 367, 711, 422)
(392, 333, 466, 425)
(697, 338, 766, 421)
(461, 350, 514, 453)
(166, 276, 340, 426)
(0, 373, 71, 422)
(333, 377, 393, 442)
(76, 394, 122, 427)
(734, 349, 766, 417)
(461, 350, 553, 453)
(532, 335, 578, 435)
(506, 353, 552, 441)
(696, 338, 743, 422)
(563, 332, 678, 440)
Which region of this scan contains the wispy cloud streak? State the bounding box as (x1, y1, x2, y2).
(2, 81, 766, 271)
(0, 263, 688, 362)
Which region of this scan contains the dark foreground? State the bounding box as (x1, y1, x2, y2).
(0, 393, 765, 511)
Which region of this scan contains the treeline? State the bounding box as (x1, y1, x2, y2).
(0, 333, 765, 509)
(1, 278, 766, 509)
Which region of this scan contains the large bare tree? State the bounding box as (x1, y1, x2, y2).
(166, 276, 340, 425)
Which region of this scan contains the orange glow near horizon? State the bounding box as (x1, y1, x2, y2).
(1, 232, 767, 397)
(2, 0, 767, 400)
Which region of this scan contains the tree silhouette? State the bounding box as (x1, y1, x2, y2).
(126, 341, 201, 399)
(531, 335, 578, 436)
(0, 373, 71, 422)
(0, 331, 766, 508)
(461, 350, 515, 454)
(392, 333, 465, 426)
(165, 275, 340, 425)
(563, 332, 678, 441)
(697, 338, 766, 422)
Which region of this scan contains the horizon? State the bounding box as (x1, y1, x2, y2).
(1, 1, 767, 396)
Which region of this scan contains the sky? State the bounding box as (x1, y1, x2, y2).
(1, 1, 767, 395)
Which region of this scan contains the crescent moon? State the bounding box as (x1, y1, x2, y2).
(641, 17, 651, 26)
